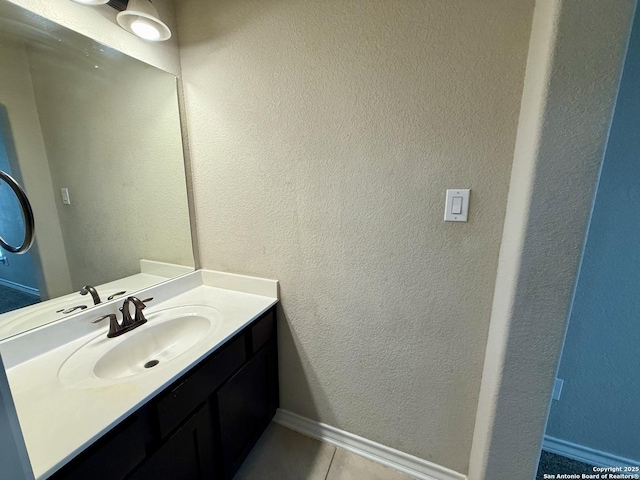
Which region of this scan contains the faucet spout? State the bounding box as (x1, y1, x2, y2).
(118, 296, 154, 331)
(80, 285, 101, 305)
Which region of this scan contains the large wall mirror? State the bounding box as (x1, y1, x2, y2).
(0, 1, 194, 341)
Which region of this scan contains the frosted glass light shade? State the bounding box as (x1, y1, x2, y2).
(116, 0, 171, 42)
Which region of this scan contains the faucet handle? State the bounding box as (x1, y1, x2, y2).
(92, 313, 122, 338)
(92, 313, 117, 324)
(107, 291, 127, 301)
(57, 305, 88, 314)
(130, 297, 153, 310)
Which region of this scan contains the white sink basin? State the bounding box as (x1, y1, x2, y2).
(58, 305, 222, 388)
(94, 315, 211, 380)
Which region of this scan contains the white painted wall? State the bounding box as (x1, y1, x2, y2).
(176, 0, 534, 473)
(0, 38, 73, 300)
(6, 0, 180, 76)
(468, 1, 635, 478)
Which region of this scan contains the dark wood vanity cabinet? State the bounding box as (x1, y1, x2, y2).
(128, 404, 215, 480)
(50, 307, 278, 480)
(217, 338, 278, 479)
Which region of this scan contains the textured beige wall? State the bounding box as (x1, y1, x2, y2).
(468, 1, 636, 478)
(177, 0, 534, 472)
(0, 39, 72, 299)
(6, 0, 180, 75)
(27, 46, 194, 290)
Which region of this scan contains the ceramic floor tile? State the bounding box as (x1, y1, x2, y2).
(233, 423, 336, 480)
(325, 448, 417, 480)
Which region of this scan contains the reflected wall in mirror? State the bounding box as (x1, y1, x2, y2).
(0, 0, 194, 341)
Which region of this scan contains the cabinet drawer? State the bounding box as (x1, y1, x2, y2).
(60, 419, 145, 480)
(251, 310, 275, 354)
(156, 335, 246, 438)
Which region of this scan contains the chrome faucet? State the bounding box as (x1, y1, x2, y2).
(80, 285, 101, 305)
(92, 296, 153, 338)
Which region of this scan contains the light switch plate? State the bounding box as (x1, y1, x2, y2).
(444, 189, 470, 222)
(61, 188, 71, 205)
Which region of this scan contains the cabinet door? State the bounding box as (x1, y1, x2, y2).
(216, 341, 276, 479)
(156, 335, 246, 439)
(52, 419, 145, 480)
(129, 404, 215, 480)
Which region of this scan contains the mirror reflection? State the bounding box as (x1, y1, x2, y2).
(0, 1, 193, 341)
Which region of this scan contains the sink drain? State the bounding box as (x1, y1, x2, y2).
(144, 360, 160, 369)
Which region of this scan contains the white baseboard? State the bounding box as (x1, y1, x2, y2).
(543, 435, 640, 468)
(273, 409, 467, 480)
(0, 278, 39, 297)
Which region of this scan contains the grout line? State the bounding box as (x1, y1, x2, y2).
(324, 446, 338, 480)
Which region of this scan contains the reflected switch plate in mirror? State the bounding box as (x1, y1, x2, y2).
(61, 188, 71, 205)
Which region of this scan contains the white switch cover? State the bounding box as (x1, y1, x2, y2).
(552, 378, 564, 401)
(444, 189, 470, 222)
(61, 188, 71, 205)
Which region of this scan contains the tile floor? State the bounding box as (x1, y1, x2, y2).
(234, 423, 417, 480)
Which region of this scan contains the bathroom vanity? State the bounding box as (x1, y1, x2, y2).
(52, 307, 277, 480)
(0, 270, 279, 480)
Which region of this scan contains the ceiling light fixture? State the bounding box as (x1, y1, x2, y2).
(116, 0, 171, 42)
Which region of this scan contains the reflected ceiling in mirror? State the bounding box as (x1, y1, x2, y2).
(0, 1, 194, 341)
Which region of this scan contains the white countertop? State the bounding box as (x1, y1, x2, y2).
(0, 270, 278, 479)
